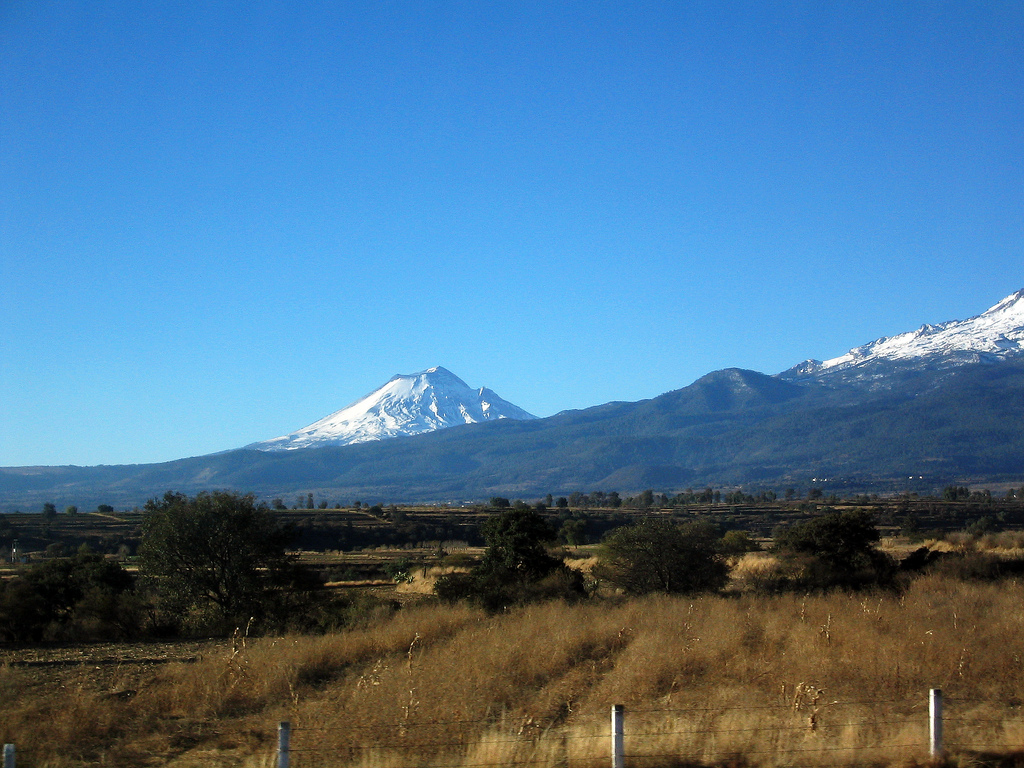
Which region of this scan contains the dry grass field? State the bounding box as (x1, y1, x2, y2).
(5, 570, 1024, 767)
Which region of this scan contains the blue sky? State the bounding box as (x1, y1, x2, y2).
(1, 1, 1021, 467)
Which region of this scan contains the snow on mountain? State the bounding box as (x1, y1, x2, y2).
(249, 366, 537, 451)
(782, 288, 1024, 384)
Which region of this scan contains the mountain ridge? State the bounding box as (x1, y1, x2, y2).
(780, 288, 1024, 387)
(2, 288, 1024, 509)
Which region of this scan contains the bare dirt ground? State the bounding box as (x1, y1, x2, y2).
(1, 639, 232, 696)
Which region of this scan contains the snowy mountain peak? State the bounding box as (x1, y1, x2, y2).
(781, 288, 1024, 384)
(248, 367, 537, 451)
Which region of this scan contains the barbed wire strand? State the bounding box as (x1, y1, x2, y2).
(290, 699, 933, 734)
(285, 720, 930, 755)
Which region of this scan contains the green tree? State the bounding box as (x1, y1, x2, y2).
(944, 485, 970, 501)
(719, 529, 760, 558)
(599, 518, 729, 595)
(480, 509, 559, 577)
(771, 510, 893, 590)
(559, 518, 587, 547)
(26, 551, 132, 621)
(0, 580, 49, 643)
(436, 509, 582, 610)
(1, 551, 140, 642)
(139, 491, 298, 632)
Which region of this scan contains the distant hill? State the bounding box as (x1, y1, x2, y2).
(3, 290, 1024, 510)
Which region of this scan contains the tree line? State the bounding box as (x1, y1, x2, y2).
(4, 487, 1023, 644)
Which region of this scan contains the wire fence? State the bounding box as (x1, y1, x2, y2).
(262, 690, 1024, 768)
(3, 690, 1023, 767)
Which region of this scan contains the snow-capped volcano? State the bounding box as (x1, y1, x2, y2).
(249, 366, 537, 451)
(782, 288, 1024, 385)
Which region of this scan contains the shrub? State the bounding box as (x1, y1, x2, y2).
(435, 509, 585, 610)
(771, 510, 895, 591)
(0, 552, 140, 641)
(598, 518, 729, 595)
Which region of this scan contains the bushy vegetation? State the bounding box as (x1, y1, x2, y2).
(0, 492, 392, 640)
(597, 518, 729, 595)
(435, 508, 586, 610)
(0, 549, 141, 643)
(7, 488, 1024, 643)
(769, 509, 896, 591)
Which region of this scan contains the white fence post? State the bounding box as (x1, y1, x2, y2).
(3, 743, 14, 768)
(611, 705, 624, 768)
(929, 689, 943, 758)
(278, 721, 291, 768)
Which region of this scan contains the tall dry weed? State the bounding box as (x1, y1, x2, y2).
(8, 577, 1024, 766)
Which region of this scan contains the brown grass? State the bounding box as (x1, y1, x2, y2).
(5, 577, 1024, 767)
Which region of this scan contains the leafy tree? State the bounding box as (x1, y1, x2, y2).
(489, 497, 511, 509)
(42, 502, 57, 519)
(599, 518, 729, 595)
(139, 491, 298, 632)
(65, 505, 78, 515)
(559, 518, 587, 547)
(384, 557, 413, 583)
(479, 508, 559, 578)
(0, 580, 48, 643)
(436, 509, 582, 610)
(771, 510, 893, 590)
(0, 551, 139, 642)
(26, 551, 133, 620)
(719, 529, 760, 558)
(944, 485, 970, 501)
